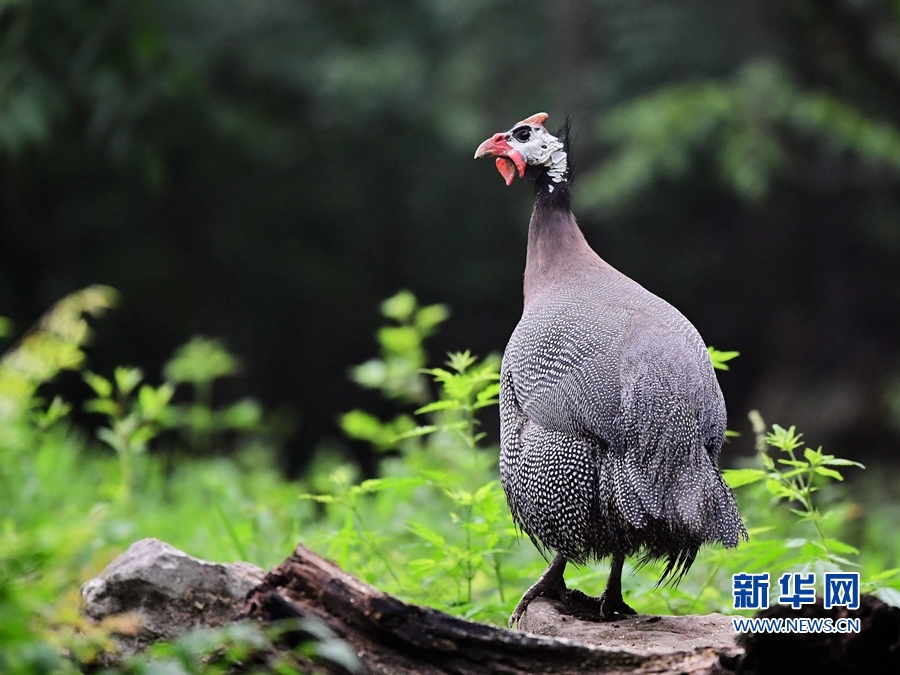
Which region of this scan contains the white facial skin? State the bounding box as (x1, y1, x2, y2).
(505, 124, 568, 186)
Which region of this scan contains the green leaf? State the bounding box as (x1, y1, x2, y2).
(407, 521, 446, 547)
(164, 336, 239, 385)
(777, 459, 808, 468)
(96, 427, 123, 453)
(85, 398, 118, 416)
(83, 371, 113, 398)
(415, 400, 459, 414)
(297, 493, 335, 503)
(868, 568, 900, 582)
(814, 466, 844, 481)
(803, 447, 823, 464)
(380, 291, 417, 322)
(356, 476, 425, 494)
(707, 347, 740, 370)
(823, 539, 859, 555)
(874, 587, 900, 608)
(414, 303, 450, 336)
(392, 425, 439, 441)
(38, 396, 72, 428)
(379, 325, 421, 356)
(476, 383, 501, 402)
(722, 468, 767, 488)
(473, 481, 498, 502)
(349, 360, 387, 390)
(765, 478, 798, 499)
(114, 367, 144, 396)
(767, 424, 803, 451)
(220, 398, 262, 429)
(446, 351, 477, 373)
(824, 554, 859, 567)
(820, 457, 866, 469)
(138, 383, 175, 421)
(340, 410, 385, 441)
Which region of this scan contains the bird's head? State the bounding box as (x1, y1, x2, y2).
(474, 112, 569, 188)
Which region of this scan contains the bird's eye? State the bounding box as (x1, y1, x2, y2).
(512, 127, 532, 143)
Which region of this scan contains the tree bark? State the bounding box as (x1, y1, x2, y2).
(242, 543, 739, 675)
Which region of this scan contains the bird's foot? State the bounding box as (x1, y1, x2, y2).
(598, 588, 637, 619)
(562, 588, 637, 622)
(509, 575, 567, 628)
(508, 556, 568, 628)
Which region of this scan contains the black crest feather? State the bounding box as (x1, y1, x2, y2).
(534, 115, 573, 208)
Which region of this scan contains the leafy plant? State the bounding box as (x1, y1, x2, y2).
(304, 293, 522, 622)
(303, 346, 516, 620)
(717, 411, 900, 606)
(0, 287, 297, 673)
(84, 367, 174, 501)
(5, 286, 900, 675)
(349, 290, 449, 405)
(163, 337, 263, 452)
(83, 337, 268, 500)
(578, 59, 900, 209)
(340, 290, 449, 454)
(109, 620, 362, 675)
(707, 346, 740, 371)
(724, 412, 864, 555)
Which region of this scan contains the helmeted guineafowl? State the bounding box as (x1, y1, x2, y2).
(475, 112, 747, 627)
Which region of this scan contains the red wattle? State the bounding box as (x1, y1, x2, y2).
(495, 157, 517, 186)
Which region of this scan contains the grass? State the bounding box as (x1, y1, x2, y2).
(2, 288, 899, 673)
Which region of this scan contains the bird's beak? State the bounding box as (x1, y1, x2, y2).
(474, 133, 526, 186)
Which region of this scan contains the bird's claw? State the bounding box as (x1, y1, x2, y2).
(560, 588, 637, 622)
(598, 589, 637, 619)
(508, 574, 566, 627)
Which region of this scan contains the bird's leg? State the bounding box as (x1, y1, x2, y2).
(598, 553, 636, 618)
(509, 552, 567, 628)
(562, 553, 636, 621)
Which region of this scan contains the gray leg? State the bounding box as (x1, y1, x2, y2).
(509, 552, 567, 628)
(598, 553, 636, 618)
(563, 553, 636, 620)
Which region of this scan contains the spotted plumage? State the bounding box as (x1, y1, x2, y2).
(475, 113, 747, 626)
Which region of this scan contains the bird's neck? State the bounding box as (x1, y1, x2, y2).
(524, 182, 599, 303)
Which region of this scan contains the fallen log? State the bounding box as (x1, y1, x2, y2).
(242, 543, 740, 675)
(82, 539, 900, 675)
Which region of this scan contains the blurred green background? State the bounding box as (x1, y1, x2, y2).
(5, 0, 900, 473)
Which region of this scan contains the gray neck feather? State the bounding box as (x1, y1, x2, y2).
(523, 202, 602, 304)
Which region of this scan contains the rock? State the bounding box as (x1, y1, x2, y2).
(518, 597, 740, 655)
(81, 537, 265, 652)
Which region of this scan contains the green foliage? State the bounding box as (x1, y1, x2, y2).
(162, 337, 263, 452)
(717, 411, 900, 606)
(84, 367, 174, 501)
(0, 287, 302, 673)
(349, 290, 450, 405)
(312, 301, 900, 620)
(578, 59, 900, 209)
(82, 336, 268, 500)
(110, 620, 361, 675)
(4, 288, 900, 675)
(306, 307, 515, 621)
(340, 291, 450, 452)
(0, 285, 118, 427)
(708, 346, 740, 371)
(165, 337, 240, 390)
